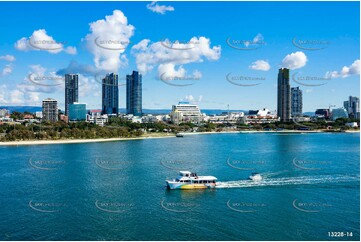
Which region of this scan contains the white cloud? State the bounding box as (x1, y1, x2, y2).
(281, 51, 307, 70)
(14, 29, 77, 55)
(131, 36, 221, 78)
(1, 64, 13, 76)
(0, 55, 15, 62)
(147, 1, 174, 14)
(0, 85, 7, 104)
(244, 33, 264, 47)
(84, 10, 134, 72)
(182, 95, 203, 104)
(249, 60, 270, 71)
(325, 59, 360, 79)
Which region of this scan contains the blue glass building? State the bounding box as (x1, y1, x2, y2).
(102, 73, 119, 115)
(65, 74, 78, 116)
(69, 103, 86, 121)
(126, 71, 142, 116)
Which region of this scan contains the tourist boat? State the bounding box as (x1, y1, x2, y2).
(166, 171, 217, 189)
(175, 133, 184, 137)
(249, 172, 262, 181)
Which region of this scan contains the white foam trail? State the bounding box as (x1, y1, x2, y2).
(216, 175, 359, 188)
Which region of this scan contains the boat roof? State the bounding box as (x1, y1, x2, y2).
(178, 175, 217, 180)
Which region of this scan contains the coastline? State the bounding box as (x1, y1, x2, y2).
(0, 129, 359, 146)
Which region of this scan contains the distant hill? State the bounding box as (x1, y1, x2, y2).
(0, 106, 42, 113)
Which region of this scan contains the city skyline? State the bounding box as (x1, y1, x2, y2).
(0, 1, 359, 112)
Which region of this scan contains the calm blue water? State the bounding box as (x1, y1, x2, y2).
(0, 133, 359, 241)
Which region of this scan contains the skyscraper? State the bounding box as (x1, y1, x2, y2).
(42, 98, 58, 122)
(65, 74, 78, 116)
(277, 68, 291, 122)
(291, 87, 303, 117)
(344, 96, 360, 119)
(102, 73, 119, 115)
(126, 71, 142, 116)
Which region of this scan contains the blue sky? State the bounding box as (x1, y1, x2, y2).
(0, 1, 359, 112)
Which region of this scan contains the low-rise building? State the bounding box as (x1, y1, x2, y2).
(331, 108, 348, 121)
(170, 102, 202, 125)
(69, 103, 86, 121)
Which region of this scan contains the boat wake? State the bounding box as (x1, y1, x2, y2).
(216, 174, 359, 188)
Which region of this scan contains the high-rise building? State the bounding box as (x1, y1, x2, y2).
(69, 103, 87, 121)
(102, 73, 119, 115)
(291, 87, 303, 117)
(65, 74, 78, 116)
(42, 98, 58, 122)
(277, 68, 291, 122)
(126, 71, 142, 116)
(344, 96, 360, 119)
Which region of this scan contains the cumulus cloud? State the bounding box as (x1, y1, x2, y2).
(56, 61, 98, 76)
(325, 59, 360, 79)
(281, 51, 307, 70)
(182, 95, 203, 104)
(0, 55, 15, 62)
(131, 36, 221, 78)
(14, 29, 77, 54)
(1, 64, 13, 76)
(84, 10, 134, 72)
(146, 1, 174, 14)
(249, 60, 270, 71)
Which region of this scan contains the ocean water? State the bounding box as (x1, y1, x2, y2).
(0, 132, 359, 241)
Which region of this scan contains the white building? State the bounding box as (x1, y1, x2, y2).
(170, 102, 202, 125)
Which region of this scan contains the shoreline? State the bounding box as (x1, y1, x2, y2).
(0, 130, 359, 146)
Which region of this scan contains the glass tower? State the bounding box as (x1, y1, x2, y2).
(126, 71, 142, 116)
(102, 73, 119, 115)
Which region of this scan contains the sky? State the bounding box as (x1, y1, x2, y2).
(0, 1, 359, 112)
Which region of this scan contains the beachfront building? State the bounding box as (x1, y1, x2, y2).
(331, 108, 348, 121)
(291, 87, 303, 117)
(277, 68, 291, 122)
(126, 71, 142, 116)
(42, 98, 58, 122)
(170, 102, 202, 125)
(69, 103, 86, 121)
(65, 74, 79, 116)
(102, 73, 119, 115)
(315, 109, 330, 119)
